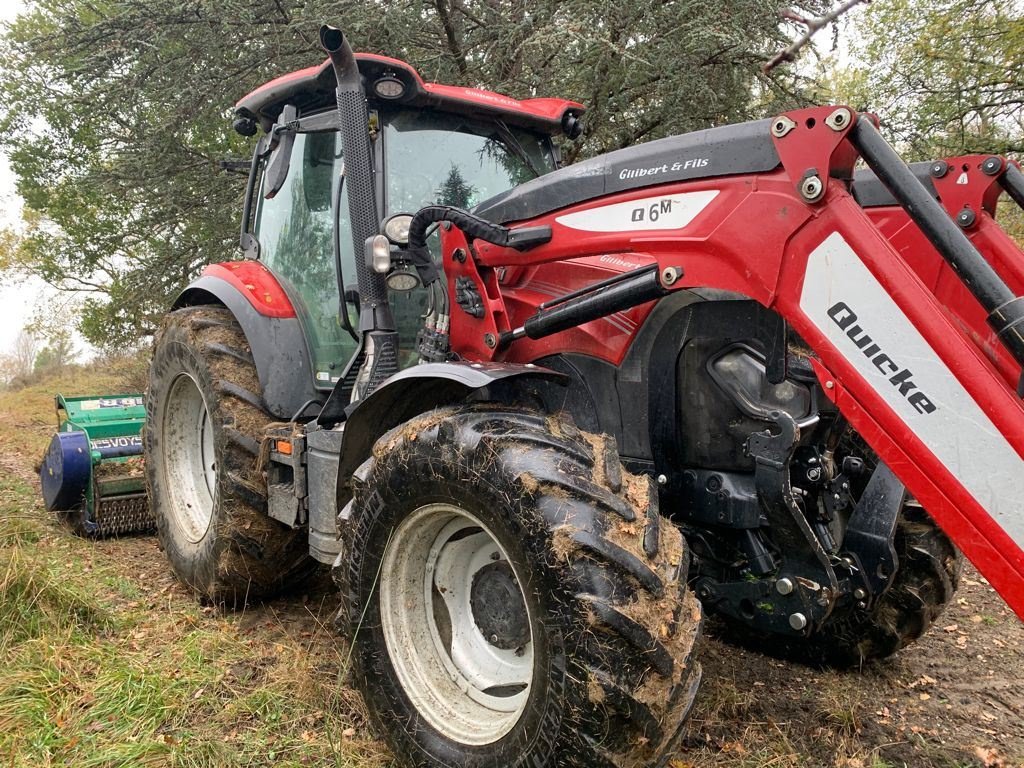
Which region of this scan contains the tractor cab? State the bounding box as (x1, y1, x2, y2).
(233, 55, 583, 389)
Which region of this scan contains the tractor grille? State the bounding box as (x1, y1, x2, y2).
(94, 492, 154, 536)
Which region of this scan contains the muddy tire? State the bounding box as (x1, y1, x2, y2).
(806, 504, 961, 667)
(144, 306, 313, 606)
(335, 405, 702, 768)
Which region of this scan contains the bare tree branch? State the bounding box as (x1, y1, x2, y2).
(763, 0, 869, 73)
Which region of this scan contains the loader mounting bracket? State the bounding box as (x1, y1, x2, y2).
(696, 411, 841, 636)
(840, 463, 904, 605)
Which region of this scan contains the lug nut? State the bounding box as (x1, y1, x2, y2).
(789, 612, 808, 631)
(776, 577, 795, 595)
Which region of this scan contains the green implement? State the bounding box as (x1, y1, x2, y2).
(39, 393, 154, 536)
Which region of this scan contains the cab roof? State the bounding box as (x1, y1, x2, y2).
(235, 53, 584, 136)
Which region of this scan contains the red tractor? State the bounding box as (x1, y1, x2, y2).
(144, 25, 1024, 768)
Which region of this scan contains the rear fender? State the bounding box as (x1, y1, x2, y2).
(335, 361, 566, 489)
(173, 263, 320, 420)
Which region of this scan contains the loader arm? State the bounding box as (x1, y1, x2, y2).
(437, 107, 1024, 620)
(861, 156, 1024, 388)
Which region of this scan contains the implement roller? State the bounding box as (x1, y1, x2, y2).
(39, 393, 154, 536)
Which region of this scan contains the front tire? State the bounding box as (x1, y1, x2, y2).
(144, 306, 313, 606)
(799, 503, 961, 666)
(336, 406, 702, 767)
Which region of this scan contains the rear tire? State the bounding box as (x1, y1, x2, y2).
(144, 306, 313, 606)
(336, 405, 702, 767)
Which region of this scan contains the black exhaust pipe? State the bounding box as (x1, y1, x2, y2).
(320, 24, 398, 396)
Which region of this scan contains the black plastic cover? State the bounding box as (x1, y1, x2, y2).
(852, 161, 938, 208)
(473, 119, 781, 224)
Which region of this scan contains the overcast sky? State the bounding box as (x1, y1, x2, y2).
(0, 0, 64, 358)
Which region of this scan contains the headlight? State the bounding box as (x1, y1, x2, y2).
(373, 76, 405, 100)
(383, 213, 413, 245)
(387, 267, 421, 292)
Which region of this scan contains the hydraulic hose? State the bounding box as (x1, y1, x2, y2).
(407, 205, 551, 252)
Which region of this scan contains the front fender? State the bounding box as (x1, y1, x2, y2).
(173, 267, 319, 420)
(335, 361, 566, 485)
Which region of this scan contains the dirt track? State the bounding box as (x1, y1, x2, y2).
(6, 445, 1023, 767)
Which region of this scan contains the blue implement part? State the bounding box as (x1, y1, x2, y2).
(40, 430, 92, 512)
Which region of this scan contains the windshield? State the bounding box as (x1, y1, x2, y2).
(253, 109, 557, 387)
(384, 110, 555, 214)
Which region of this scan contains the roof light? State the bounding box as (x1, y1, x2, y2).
(374, 76, 405, 100)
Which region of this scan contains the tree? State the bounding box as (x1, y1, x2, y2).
(841, 0, 1023, 159)
(30, 328, 76, 374)
(0, 0, 825, 348)
(436, 164, 477, 208)
(1, 329, 42, 381)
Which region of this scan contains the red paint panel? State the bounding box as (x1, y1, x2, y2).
(422, 83, 583, 124)
(202, 262, 295, 319)
(237, 55, 582, 130)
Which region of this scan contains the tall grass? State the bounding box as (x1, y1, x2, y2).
(0, 449, 389, 767)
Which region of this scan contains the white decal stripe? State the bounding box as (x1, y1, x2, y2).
(800, 232, 1024, 550)
(555, 190, 719, 233)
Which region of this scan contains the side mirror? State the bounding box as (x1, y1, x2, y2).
(263, 104, 298, 199)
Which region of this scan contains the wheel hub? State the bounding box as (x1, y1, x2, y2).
(378, 504, 535, 745)
(470, 561, 530, 650)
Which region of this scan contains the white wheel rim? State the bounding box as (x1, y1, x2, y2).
(161, 373, 217, 543)
(379, 503, 534, 745)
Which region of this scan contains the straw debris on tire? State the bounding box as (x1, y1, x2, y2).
(336, 404, 702, 768)
(145, 306, 314, 606)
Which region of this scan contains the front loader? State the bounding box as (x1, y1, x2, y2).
(142, 23, 1024, 768)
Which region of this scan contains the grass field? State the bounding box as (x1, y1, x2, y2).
(1, 365, 1021, 767)
(0, 366, 389, 767)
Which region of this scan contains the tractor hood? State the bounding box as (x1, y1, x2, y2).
(472, 119, 783, 225)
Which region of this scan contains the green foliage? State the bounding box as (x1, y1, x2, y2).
(845, 0, 1023, 159)
(0, 0, 820, 348)
(437, 164, 477, 208)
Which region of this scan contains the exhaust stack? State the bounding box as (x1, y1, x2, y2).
(320, 24, 399, 397)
